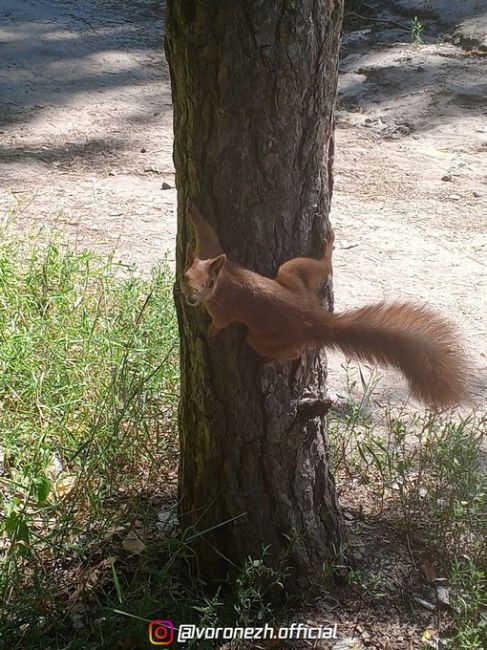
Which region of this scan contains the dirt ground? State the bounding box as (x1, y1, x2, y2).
(0, 1, 486, 406)
(0, 0, 175, 269)
(330, 1, 487, 411)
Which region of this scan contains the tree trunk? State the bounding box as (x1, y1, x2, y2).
(166, 0, 344, 589)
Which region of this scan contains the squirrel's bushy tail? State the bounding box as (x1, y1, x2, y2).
(318, 302, 474, 409)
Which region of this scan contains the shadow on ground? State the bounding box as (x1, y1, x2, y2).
(0, 0, 167, 130)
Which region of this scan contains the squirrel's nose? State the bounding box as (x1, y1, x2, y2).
(186, 295, 199, 306)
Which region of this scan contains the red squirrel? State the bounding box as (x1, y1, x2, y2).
(182, 205, 473, 409)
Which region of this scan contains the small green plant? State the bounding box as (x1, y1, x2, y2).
(234, 547, 288, 628)
(345, 567, 386, 597)
(411, 15, 424, 46)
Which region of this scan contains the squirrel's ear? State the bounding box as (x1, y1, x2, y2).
(185, 243, 195, 266)
(209, 254, 227, 278)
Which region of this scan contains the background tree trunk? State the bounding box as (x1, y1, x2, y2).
(166, 0, 344, 589)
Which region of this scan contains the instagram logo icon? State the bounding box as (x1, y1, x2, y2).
(148, 619, 175, 645)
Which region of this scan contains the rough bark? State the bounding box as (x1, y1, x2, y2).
(166, 0, 344, 588)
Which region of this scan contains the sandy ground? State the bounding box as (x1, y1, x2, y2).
(0, 0, 175, 268)
(0, 0, 486, 411)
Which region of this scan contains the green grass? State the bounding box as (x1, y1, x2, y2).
(328, 391, 487, 649)
(0, 232, 291, 649)
(0, 231, 180, 648)
(448, 558, 487, 649)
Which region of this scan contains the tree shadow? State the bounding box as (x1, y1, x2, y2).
(338, 0, 487, 138)
(0, 137, 130, 171)
(0, 0, 170, 130)
(337, 43, 487, 137)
